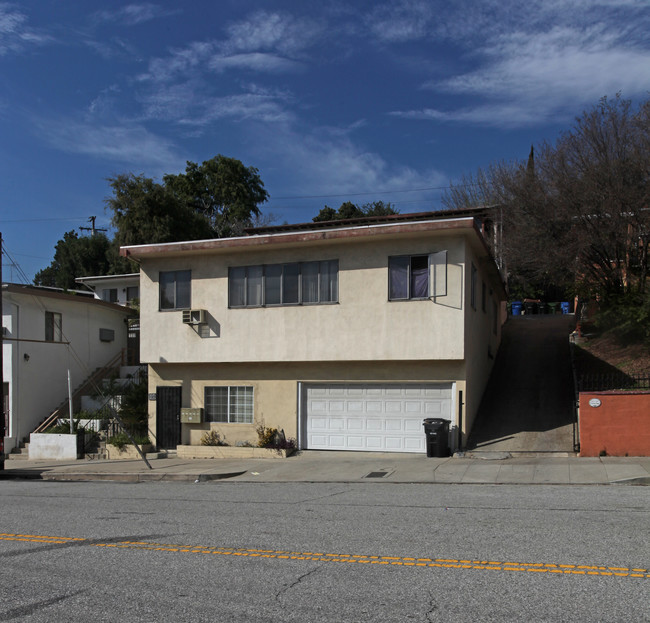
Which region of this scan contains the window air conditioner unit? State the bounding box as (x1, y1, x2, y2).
(182, 309, 207, 325)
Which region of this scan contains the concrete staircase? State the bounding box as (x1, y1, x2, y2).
(10, 363, 146, 460)
(7, 441, 30, 461)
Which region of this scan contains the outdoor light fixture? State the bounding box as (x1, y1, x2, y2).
(23, 353, 30, 362)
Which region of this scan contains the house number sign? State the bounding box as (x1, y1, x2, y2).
(148, 393, 157, 401)
(588, 398, 601, 408)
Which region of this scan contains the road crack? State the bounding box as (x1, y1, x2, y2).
(425, 590, 439, 622)
(275, 565, 321, 603)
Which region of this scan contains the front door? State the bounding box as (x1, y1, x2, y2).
(156, 386, 181, 449)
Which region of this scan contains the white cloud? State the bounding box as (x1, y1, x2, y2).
(388, 0, 650, 128)
(224, 11, 322, 55)
(427, 26, 650, 126)
(366, 0, 435, 43)
(94, 4, 174, 27)
(37, 118, 182, 170)
(253, 124, 447, 204)
(138, 41, 215, 82)
(0, 3, 52, 55)
(139, 10, 320, 83)
(209, 52, 301, 74)
(139, 82, 293, 126)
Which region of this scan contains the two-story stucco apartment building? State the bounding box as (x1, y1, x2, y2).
(121, 210, 506, 454)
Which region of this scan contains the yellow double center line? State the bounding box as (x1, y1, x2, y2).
(1, 533, 648, 580)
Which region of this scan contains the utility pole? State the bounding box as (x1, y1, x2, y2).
(79, 216, 107, 237)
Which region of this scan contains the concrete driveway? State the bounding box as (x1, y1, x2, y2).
(468, 315, 577, 453)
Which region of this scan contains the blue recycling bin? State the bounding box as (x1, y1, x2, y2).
(560, 302, 570, 314)
(511, 301, 522, 316)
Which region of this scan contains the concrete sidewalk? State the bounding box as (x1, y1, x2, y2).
(2, 451, 650, 485)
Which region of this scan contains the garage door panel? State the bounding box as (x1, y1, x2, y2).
(405, 401, 425, 413)
(305, 384, 452, 453)
(347, 419, 363, 431)
(404, 419, 422, 433)
(404, 437, 424, 451)
(385, 418, 403, 432)
(310, 417, 328, 430)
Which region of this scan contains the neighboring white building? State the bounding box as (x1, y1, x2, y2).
(2, 283, 134, 453)
(75, 273, 140, 306)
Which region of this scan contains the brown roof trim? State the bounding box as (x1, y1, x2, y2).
(2, 283, 135, 314)
(121, 216, 480, 259)
(245, 206, 497, 235)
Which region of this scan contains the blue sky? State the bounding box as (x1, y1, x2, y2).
(1, 1, 649, 281)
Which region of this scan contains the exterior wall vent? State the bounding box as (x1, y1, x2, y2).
(99, 328, 115, 342)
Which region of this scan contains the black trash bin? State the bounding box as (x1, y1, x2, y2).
(422, 418, 450, 457)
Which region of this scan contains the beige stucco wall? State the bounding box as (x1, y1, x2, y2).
(139, 233, 467, 364)
(148, 360, 466, 449)
(462, 246, 504, 434)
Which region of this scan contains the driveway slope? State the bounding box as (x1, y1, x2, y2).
(468, 315, 576, 453)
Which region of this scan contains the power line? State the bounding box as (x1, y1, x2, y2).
(0, 216, 92, 224)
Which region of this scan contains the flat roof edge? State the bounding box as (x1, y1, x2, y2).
(120, 217, 477, 258)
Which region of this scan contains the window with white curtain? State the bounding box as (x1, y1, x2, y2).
(388, 255, 430, 300)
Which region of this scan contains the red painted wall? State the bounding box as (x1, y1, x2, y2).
(579, 392, 650, 457)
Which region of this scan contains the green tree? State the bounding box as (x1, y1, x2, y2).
(34, 231, 113, 290)
(443, 95, 650, 302)
(163, 155, 269, 237)
(107, 173, 214, 249)
(313, 200, 398, 222)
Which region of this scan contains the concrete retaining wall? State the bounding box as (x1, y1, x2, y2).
(29, 433, 80, 460)
(176, 445, 294, 459)
(579, 392, 650, 457)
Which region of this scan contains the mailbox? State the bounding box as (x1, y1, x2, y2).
(180, 407, 204, 423)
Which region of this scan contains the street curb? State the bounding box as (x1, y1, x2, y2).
(0, 470, 44, 480)
(611, 476, 650, 486)
(0, 470, 249, 483)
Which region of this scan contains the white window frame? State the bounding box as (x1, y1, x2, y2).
(204, 386, 254, 424)
(45, 311, 62, 342)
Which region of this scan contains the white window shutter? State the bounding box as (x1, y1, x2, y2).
(430, 251, 448, 298)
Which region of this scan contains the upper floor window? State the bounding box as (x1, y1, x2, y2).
(102, 288, 118, 303)
(45, 311, 62, 342)
(389, 255, 429, 300)
(160, 270, 191, 310)
(229, 260, 338, 308)
(126, 286, 139, 303)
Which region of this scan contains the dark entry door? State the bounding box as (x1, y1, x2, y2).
(156, 386, 181, 449)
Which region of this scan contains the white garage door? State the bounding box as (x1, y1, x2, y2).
(304, 384, 453, 453)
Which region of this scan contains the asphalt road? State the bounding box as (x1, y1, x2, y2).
(0, 481, 648, 622)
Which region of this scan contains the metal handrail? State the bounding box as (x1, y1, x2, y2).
(33, 350, 124, 433)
